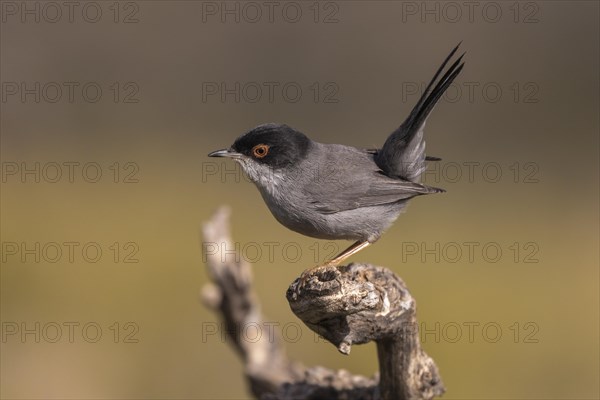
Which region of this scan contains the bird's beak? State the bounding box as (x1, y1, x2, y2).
(208, 149, 242, 158)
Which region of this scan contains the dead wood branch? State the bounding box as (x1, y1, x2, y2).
(201, 207, 444, 400)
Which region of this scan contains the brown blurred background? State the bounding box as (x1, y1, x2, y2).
(1, 1, 598, 399)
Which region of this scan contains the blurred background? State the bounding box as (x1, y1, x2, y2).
(1, 1, 598, 399)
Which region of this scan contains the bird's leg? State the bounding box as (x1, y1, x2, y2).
(326, 240, 372, 267)
(300, 241, 371, 283)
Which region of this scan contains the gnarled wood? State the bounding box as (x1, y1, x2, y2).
(201, 207, 444, 400)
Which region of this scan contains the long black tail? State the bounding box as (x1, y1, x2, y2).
(375, 43, 465, 182)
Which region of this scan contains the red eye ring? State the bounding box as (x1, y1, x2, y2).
(252, 144, 270, 159)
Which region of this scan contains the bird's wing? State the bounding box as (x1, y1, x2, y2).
(374, 43, 464, 182)
(303, 149, 443, 214)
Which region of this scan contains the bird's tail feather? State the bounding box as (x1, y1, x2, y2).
(375, 43, 464, 182)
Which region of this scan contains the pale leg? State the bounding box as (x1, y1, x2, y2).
(325, 240, 372, 266)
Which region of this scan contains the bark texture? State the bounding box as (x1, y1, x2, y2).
(201, 207, 444, 400)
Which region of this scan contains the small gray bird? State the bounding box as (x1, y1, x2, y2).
(209, 44, 464, 267)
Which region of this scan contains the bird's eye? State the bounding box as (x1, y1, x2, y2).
(252, 144, 270, 159)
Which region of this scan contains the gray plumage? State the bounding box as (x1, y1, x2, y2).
(247, 141, 439, 242)
(209, 44, 464, 247)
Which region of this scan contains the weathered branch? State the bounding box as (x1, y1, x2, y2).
(201, 206, 303, 396)
(287, 265, 445, 400)
(201, 207, 444, 400)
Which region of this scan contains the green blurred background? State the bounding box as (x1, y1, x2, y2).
(1, 1, 598, 399)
